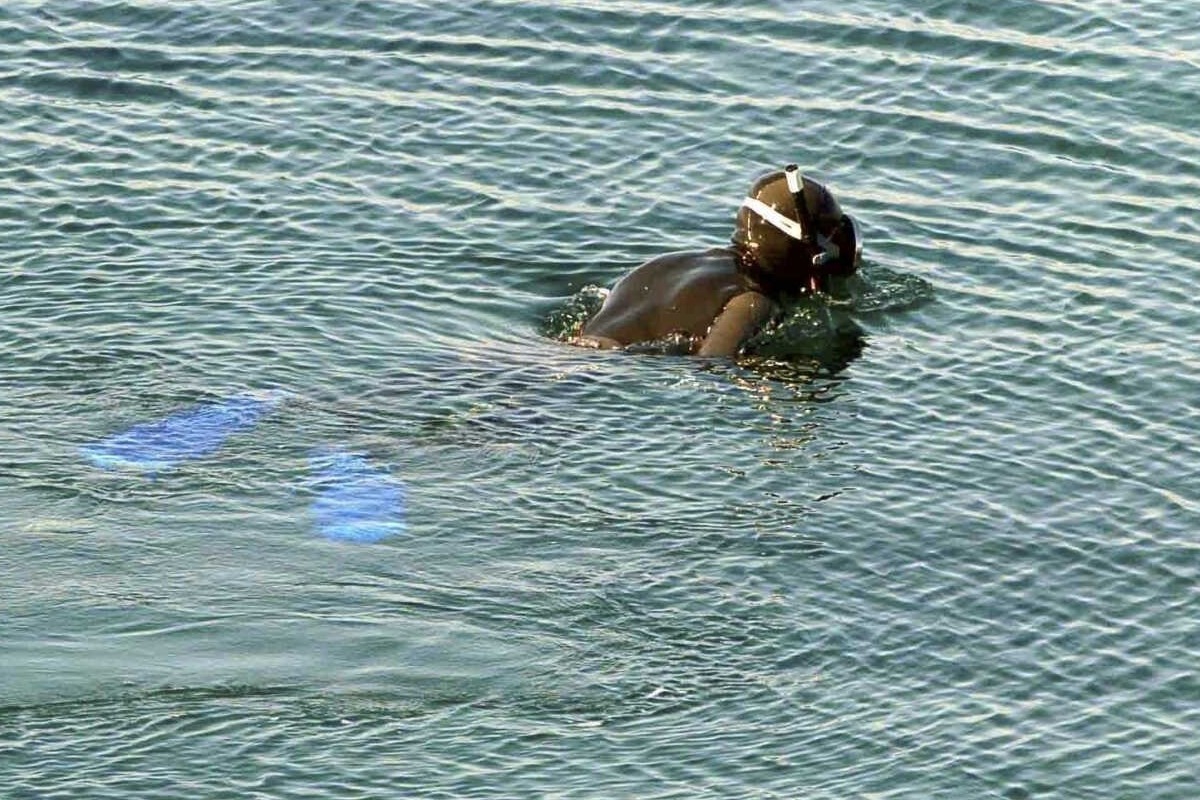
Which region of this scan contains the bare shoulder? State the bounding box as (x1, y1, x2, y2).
(581, 247, 753, 348)
(610, 247, 737, 285)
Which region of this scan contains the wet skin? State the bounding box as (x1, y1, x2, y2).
(578, 247, 775, 357)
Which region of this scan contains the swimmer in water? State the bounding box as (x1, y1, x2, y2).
(574, 164, 862, 357)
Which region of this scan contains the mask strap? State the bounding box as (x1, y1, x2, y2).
(740, 197, 807, 242)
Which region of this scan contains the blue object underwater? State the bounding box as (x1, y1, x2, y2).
(80, 391, 288, 472)
(309, 450, 406, 543)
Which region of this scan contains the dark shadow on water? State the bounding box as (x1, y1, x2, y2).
(740, 301, 866, 380)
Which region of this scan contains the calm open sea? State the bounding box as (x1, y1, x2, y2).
(2, 1, 1198, 797)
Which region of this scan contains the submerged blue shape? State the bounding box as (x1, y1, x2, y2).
(310, 450, 406, 543)
(81, 391, 288, 472)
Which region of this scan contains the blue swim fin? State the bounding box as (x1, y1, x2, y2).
(309, 450, 406, 543)
(81, 390, 288, 472)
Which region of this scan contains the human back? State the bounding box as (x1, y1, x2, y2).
(578, 247, 757, 350)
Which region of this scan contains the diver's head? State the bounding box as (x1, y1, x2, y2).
(732, 165, 862, 292)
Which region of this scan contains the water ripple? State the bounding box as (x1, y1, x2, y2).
(3, 0, 1200, 797)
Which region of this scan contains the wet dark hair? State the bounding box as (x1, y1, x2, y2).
(732, 169, 858, 293)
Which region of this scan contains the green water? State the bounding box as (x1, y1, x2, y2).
(2, 1, 1198, 797)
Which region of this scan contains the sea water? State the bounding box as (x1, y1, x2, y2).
(2, 1, 1198, 797)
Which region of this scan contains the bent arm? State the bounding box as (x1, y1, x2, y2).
(697, 291, 773, 357)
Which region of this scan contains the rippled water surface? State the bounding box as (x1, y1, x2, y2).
(3, 1, 1199, 797)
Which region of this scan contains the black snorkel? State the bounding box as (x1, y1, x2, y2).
(784, 164, 836, 293)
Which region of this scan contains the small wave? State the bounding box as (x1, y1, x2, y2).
(4, 72, 188, 105)
(21, 44, 216, 75)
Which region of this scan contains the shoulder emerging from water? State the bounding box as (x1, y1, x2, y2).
(569, 164, 863, 358)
